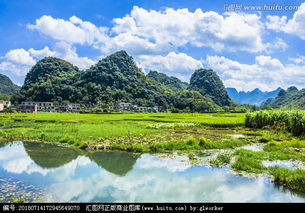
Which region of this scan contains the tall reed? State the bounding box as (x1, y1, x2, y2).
(245, 110, 305, 136)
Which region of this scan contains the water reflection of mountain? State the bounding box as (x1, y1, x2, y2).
(22, 142, 139, 176)
(88, 151, 140, 176)
(23, 142, 79, 169)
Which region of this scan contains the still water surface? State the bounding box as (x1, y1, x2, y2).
(0, 141, 304, 202)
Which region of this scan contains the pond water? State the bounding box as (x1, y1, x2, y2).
(262, 160, 305, 170)
(0, 141, 305, 202)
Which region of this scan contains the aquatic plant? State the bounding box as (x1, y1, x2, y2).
(231, 156, 266, 174)
(264, 139, 305, 152)
(209, 153, 231, 167)
(202, 139, 247, 149)
(270, 167, 305, 192)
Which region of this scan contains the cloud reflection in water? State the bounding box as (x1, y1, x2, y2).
(0, 142, 304, 202)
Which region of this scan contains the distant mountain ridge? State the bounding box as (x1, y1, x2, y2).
(0, 73, 21, 96)
(226, 87, 282, 106)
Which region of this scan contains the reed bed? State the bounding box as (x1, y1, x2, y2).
(245, 110, 305, 136)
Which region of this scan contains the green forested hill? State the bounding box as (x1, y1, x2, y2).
(13, 57, 79, 102)
(145, 70, 217, 111)
(263, 86, 305, 109)
(76, 50, 171, 106)
(147, 70, 189, 91)
(0, 73, 20, 96)
(12, 51, 231, 111)
(189, 68, 232, 106)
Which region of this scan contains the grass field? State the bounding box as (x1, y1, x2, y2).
(0, 112, 245, 126)
(1, 111, 305, 193)
(0, 112, 245, 146)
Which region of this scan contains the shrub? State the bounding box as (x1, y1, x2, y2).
(149, 143, 163, 152)
(78, 142, 88, 149)
(40, 133, 46, 140)
(199, 137, 207, 146)
(186, 137, 198, 146)
(73, 141, 80, 146)
(126, 144, 144, 152)
(3, 108, 16, 113)
(59, 136, 76, 144)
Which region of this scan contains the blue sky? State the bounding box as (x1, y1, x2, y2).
(1, 0, 305, 91)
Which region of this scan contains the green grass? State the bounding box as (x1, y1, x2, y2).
(209, 153, 232, 167)
(0, 112, 245, 150)
(0, 112, 245, 126)
(202, 139, 248, 149)
(109, 136, 247, 153)
(270, 167, 305, 192)
(232, 149, 267, 173)
(234, 149, 267, 159)
(268, 150, 305, 162)
(234, 143, 305, 165)
(231, 156, 266, 174)
(111, 136, 201, 153)
(232, 146, 305, 190)
(264, 139, 305, 151)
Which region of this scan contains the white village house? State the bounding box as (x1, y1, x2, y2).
(0, 100, 11, 112)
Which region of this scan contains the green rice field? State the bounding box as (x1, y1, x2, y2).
(0, 112, 245, 147)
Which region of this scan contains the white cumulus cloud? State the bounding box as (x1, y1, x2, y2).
(205, 55, 305, 91)
(0, 49, 36, 76)
(266, 2, 305, 40)
(110, 7, 266, 53)
(28, 46, 56, 58)
(0, 43, 96, 77)
(27, 7, 285, 55)
(1, 6, 296, 87)
(52, 41, 95, 70)
(27, 15, 109, 45)
(137, 52, 202, 81)
(5, 49, 36, 66)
